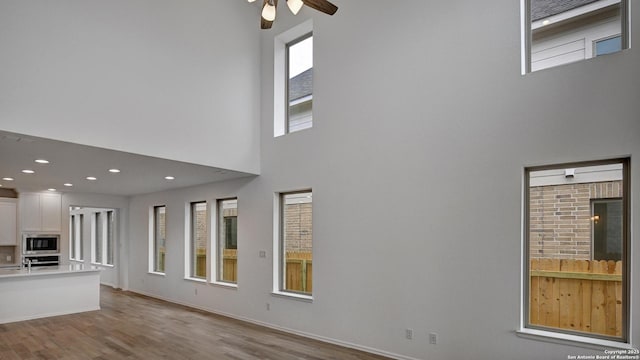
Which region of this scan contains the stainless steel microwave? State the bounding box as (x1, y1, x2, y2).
(22, 234, 60, 254)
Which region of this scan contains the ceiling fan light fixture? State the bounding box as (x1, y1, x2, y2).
(262, 1, 276, 21)
(248, 0, 257, 2)
(287, 0, 304, 15)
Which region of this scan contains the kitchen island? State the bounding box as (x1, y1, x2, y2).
(0, 264, 101, 324)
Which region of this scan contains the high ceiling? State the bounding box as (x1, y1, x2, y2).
(0, 131, 254, 196)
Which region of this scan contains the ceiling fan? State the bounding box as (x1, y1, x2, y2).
(248, 0, 338, 29)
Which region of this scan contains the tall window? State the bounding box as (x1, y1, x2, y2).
(79, 214, 84, 260)
(70, 214, 77, 260)
(278, 191, 313, 296)
(523, 0, 628, 73)
(92, 210, 115, 266)
(216, 198, 237, 284)
(524, 159, 629, 342)
(287, 34, 313, 133)
(190, 202, 207, 279)
(152, 206, 166, 273)
(93, 212, 103, 264)
(69, 214, 84, 261)
(274, 20, 313, 137)
(106, 210, 114, 265)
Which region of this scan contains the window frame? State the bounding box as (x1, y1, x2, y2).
(591, 197, 623, 261)
(273, 19, 313, 137)
(73, 213, 84, 262)
(213, 198, 238, 286)
(91, 210, 115, 267)
(69, 214, 77, 261)
(285, 33, 313, 134)
(521, 0, 630, 74)
(91, 212, 103, 265)
(593, 34, 623, 56)
(149, 205, 166, 275)
(187, 201, 207, 280)
(106, 210, 115, 266)
(521, 158, 630, 346)
(273, 190, 313, 301)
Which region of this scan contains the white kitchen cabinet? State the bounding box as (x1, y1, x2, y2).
(0, 199, 17, 245)
(40, 194, 62, 232)
(20, 193, 61, 232)
(20, 194, 40, 232)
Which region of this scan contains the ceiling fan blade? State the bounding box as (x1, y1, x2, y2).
(261, 0, 277, 29)
(302, 0, 338, 15)
(261, 17, 273, 29)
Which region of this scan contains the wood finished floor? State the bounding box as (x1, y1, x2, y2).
(0, 286, 390, 360)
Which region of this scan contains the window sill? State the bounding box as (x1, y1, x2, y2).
(271, 290, 313, 303)
(211, 281, 238, 289)
(184, 277, 207, 284)
(516, 328, 636, 351)
(91, 263, 114, 268)
(148, 271, 166, 277)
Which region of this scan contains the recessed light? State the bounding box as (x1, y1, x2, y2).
(22, 169, 35, 174)
(64, 183, 73, 187)
(0, 184, 3, 187)
(542, 20, 550, 25)
(108, 169, 121, 173)
(48, 188, 56, 192)
(2, 177, 14, 181)
(86, 176, 97, 181)
(35, 159, 50, 164)
(164, 176, 175, 180)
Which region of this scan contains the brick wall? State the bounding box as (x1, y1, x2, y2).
(529, 180, 622, 259)
(194, 208, 207, 252)
(156, 208, 166, 245)
(284, 203, 312, 252)
(193, 205, 237, 252)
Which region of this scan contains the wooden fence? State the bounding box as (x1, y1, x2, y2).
(529, 259, 622, 337)
(194, 249, 236, 281)
(221, 249, 237, 282)
(195, 250, 311, 293)
(285, 251, 312, 293)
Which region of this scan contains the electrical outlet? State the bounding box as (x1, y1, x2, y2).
(405, 328, 413, 340)
(194, 288, 198, 296)
(259, 250, 267, 258)
(429, 332, 438, 345)
(266, 303, 270, 311)
(6, 255, 11, 262)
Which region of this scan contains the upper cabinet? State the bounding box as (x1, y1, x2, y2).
(0, 199, 17, 245)
(20, 193, 61, 233)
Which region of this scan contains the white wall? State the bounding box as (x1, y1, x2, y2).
(8, 0, 638, 359)
(258, 2, 639, 358)
(127, 2, 639, 360)
(0, 0, 261, 174)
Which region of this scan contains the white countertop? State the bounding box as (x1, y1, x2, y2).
(0, 264, 20, 269)
(0, 264, 101, 279)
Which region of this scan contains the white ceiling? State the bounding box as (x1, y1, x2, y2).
(0, 130, 255, 196)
